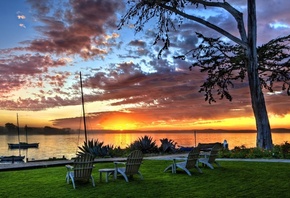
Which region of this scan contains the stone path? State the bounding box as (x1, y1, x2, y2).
(0, 157, 126, 171)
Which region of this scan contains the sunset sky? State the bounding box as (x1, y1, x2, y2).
(0, 0, 289, 131)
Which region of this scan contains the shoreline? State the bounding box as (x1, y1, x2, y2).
(1, 128, 290, 135)
(1, 155, 290, 172)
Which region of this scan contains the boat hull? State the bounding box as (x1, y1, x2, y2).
(8, 142, 39, 149)
(0, 155, 25, 162)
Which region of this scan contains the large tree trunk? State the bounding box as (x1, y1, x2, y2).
(247, 0, 273, 149)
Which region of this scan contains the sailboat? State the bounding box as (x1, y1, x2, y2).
(0, 155, 25, 162)
(8, 125, 39, 149)
(1, 114, 25, 163)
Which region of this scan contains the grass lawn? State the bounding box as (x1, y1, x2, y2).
(0, 160, 289, 198)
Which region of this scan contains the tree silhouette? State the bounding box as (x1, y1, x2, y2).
(118, 0, 290, 149)
(180, 33, 290, 104)
(5, 123, 17, 133)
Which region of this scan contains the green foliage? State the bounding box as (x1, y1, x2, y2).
(119, 0, 290, 101)
(218, 142, 290, 159)
(159, 138, 177, 153)
(107, 146, 128, 157)
(271, 144, 284, 159)
(281, 141, 290, 158)
(246, 148, 273, 159)
(228, 145, 249, 158)
(189, 33, 246, 103)
(127, 135, 158, 153)
(258, 35, 290, 95)
(77, 139, 110, 158)
(218, 147, 232, 158)
(186, 33, 290, 103)
(77, 138, 290, 159)
(0, 160, 290, 197)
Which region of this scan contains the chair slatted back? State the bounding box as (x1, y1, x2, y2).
(73, 154, 94, 181)
(208, 144, 221, 163)
(198, 142, 222, 151)
(125, 150, 143, 175)
(185, 146, 200, 169)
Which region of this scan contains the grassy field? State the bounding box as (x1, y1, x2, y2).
(0, 160, 289, 198)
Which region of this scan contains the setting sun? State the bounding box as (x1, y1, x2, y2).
(104, 121, 138, 131)
(100, 113, 139, 130)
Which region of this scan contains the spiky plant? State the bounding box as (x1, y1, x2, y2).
(77, 139, 110, 158)
(160, 138, 177, 153)
(128, 135, 158, 153)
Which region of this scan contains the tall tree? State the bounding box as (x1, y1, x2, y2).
(118, 0, 290, 149)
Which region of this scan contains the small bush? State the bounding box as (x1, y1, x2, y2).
(271, 145, 283, 158)
(218, 148, 231, 158)
(246, 148, 272, 159)
(281, 141, 290, 159)
(77, 139, 110, 157)
(127, 135, 158, 153)
(108, 146, 128, 157)
(159, 138, 177, 153)
(218, 142, 290, 159)
(77, 138, 290, 159)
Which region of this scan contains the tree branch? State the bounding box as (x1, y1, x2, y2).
(157, 2, 248, 48)
(188, 0, 248, 42)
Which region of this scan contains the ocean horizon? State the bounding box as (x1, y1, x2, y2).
(2, 127, 290, 136)
(1, 129, 290, 161)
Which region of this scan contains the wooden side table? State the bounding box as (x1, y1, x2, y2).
(99, 168, 115, 182)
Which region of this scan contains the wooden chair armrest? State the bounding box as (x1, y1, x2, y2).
(114, 161, 126, 165)
(66, 165, 73, 169)
(173, 157, 187, 161)
(114, 161, 126, 169)
(65, 165, 74, 172)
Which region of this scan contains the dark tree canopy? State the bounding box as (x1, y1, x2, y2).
(118, 0, 290, 149)
(5, 123, 17, 133)
(174, 33, 290, 103)
(118, 0, 248, 56)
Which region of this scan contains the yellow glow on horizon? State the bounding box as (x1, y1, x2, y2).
(268, 114, 290, 128)
(103, 122, 138, 131)
(100, 115, 289, 131)
(1, 107, 290, 130)
(199, 117, 256, 130)
(99, 116, 257, 131)
(102, 116, 138, 131)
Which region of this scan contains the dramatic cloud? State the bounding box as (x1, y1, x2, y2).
(23, 0, 125, 59)
(0, 0, 126, 110)
(19, 24, 26, 28)
(17, 11, 26, 19)
(0, 0, 289, 129)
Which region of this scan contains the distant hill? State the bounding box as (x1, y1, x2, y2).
(80, 128, 290, 134)
(0, 125, 72, 135)
(1, 126, 289, 135)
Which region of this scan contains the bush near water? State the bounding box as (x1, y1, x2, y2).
(78, 135, 290, 159)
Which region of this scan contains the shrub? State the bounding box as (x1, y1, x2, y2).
(77, 139, 110, 157)
(281, 141, 290, 159)
(77, 138, 290, 159)
(218, 142, 290, 159)
(127, 135, 158, 153)
(108, 146, 128, 157)
(159, 138, 177, 153)
(246, 147, 272, 158)
(218, 148, 231, 158)
(228, 145, 249, 158)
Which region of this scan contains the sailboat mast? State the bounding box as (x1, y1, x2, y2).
(16, 113, 21, 156)
(80, 72, 88, 143)
(25, 125, 28, 143)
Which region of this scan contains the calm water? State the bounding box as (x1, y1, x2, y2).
(1, 131, 289, 161)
